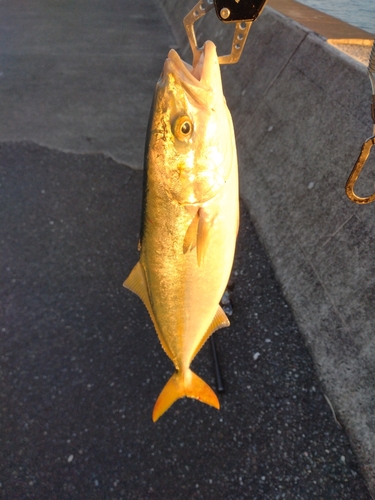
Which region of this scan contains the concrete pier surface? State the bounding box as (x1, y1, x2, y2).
(0, 1, 373, 499)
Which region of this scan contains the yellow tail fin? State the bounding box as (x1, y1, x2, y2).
(152, 369, 220, 422)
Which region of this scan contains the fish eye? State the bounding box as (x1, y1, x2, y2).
(173, 116, 193, 141)
(180, 121, 191, 135)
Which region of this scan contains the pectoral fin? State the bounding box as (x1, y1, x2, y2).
(123, 262, 174, 361)
(183, 209, 199, 253)
(183, 207, 216, 266)
(197, 208, 216, 266)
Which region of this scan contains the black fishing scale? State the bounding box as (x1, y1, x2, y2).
(184, 0, 268, 66)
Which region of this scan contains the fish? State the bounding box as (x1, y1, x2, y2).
(124, 40, 239, 422)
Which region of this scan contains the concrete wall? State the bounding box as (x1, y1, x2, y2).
(160, 0, 375, 493)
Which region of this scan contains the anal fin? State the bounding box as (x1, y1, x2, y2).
(191, 305, 230, 362)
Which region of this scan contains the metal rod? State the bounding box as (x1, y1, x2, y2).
(210, 334, 224, 392)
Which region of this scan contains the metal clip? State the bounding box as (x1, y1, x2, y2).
(183, 0, 252, 67)
(346, 40, 375, 204)
(345, 136, 375, 204)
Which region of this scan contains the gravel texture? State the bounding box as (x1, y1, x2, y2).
(0, 142, 371, 499)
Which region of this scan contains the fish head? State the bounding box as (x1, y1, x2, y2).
(147, 40, 236, 206)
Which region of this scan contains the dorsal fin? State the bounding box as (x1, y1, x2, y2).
(123, 262, 174, 361)
(123, 261, 150, 307)
(191, 305, 230, 362)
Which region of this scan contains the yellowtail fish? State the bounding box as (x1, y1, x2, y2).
(124, 40, 239, 422)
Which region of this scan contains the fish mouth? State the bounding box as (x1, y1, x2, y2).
(163, 41, 221, 105)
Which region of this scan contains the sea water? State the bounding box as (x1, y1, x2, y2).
(297, 0, 375, 35)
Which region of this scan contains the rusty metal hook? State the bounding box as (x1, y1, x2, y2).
(345, 135, 375, 204)
(346, 41, 375, 204)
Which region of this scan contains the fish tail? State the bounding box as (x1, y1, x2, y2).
(152, 369, 220, 422)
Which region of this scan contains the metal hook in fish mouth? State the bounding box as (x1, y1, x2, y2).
(183, 0, 252, 67)
(346, 135, 375, 204)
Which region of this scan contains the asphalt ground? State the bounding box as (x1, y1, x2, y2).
(0, 142, 371, 499)
(0, 0, 373, 499)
